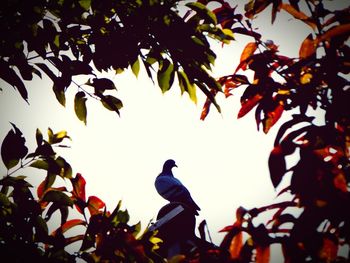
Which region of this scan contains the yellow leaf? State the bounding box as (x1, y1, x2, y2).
(300, 73, 313, 84)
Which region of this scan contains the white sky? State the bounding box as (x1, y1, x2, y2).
(1, 0, 344, 255)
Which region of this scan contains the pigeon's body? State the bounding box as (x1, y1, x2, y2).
(155, 159, 200, 215)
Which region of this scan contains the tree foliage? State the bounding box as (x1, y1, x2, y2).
(1, 0, 350, 262)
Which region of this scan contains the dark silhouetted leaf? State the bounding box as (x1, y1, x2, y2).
(42, 190, 73, 206)
(100, 95, 123, 114)
(1, 124, 28, 170)
(74, 91, 87, 125)
(0, 61, 28, 102)
(36, 128, 43, 146)
(37, 174, 56, 199)
(268, 146, 286, 188)
(91, 78, 116, 93)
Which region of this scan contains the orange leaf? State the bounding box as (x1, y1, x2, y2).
(240, 42, 257, 63)
(318, 23, 350, 42)
(299, 34, 316, 59)
(87, 196, 105, 215)
(238, 93, 263, 119)
(229, 231, 243, 259)
(256, 246, 270, 263)
(263, 103, 284, 133)
(281, 4, 316, 30)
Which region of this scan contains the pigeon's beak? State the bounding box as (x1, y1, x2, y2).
(174, 164, 178, 168)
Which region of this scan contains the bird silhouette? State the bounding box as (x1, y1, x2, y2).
(155, 159, 200, 215)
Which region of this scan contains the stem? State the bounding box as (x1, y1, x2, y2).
(7, 157, 37, 177)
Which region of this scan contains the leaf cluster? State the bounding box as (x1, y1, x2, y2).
(0, 0, 234, 124)
(0, 126, 162, 262)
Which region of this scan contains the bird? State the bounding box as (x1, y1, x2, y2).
(155, 159, 200, 215)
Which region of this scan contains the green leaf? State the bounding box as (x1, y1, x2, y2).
(1, 124, 28, 170)
(74, 91, 87, 125)
(55, 156, 73, 179)
(78, 0, 91, 11)
(131, 58, 140, 78)
(117, 209, 130, 224)
(186, 2, 217, 25)
(51, 130, 70, 144)
(157, 59, 175, 93)
(100, 95, 123, 114)
(30, 159, 49, 170)
(178, 71, 197, 104)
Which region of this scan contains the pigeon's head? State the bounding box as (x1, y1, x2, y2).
(163, 159, 177, 172)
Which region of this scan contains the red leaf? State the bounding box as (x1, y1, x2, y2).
(238, 93, 263, 118)
(61, 219, 86, 233)
(256, 246, 270, 263)
(200, 97, 212, 121)
(319, 237, 338, 262)
(299, 34, 316, 59)
(71, 173, 86, 202)
(263, 103, 284, 133)
(87, 196, 105, 216)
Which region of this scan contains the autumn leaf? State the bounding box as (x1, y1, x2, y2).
(71, 173, 86, 202)
(256, 245, 270, 263)
(319, 237, 338, 262)
(229, 231, 243, 259)
(268, 145, 286, 188)
(318, 23, 350, 43)
(281, 3, 316, 30)
(299, 34, 316, 59)
(236, 42, 257, 72)
(238, 93, 263, 118)
(87, 196, 105, 215)
(263, 103, 284, 133)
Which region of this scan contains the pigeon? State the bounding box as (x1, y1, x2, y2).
(155, 159, 200, 215)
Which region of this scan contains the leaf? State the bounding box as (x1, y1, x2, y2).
(256, 246, 270, 263)
(178, 71, 197, 104)
(61, 219, 86, 234)
(299, 34, 316, 59)
(319, 237, 338, 262)
(37, 174, 56, 199)
(235, 42, 257, 72)
(74, 91, 87, 125)
(318, 23, 350, 43)
(68, 60, 93, 76)
(1, 123, 28, 170)
(229, 231, 243, 259)
(91, 78, 116, 93)
(263, 103, 284, 133)
(51, 130, 70, 144)
(268, 146, 286, 188)
(87, 196, 105, 216)
(238, 93, 263, 118)
(78, 0, 91, 11)
(281, 3, 316, 30)
(36, 128, 43, 146)
(157, 59, 175, 93)
(30, 159, 49, 170)
(100, 95, 123, 114)
(245, 0, 272, 19)
(71, 173, 86, 202)
(117, 209, 130, 224)
(131, 58, 140, 78)
(186, 2, 217, 25)
(0, 60, 28, 102)
(42, 190, 73, 206)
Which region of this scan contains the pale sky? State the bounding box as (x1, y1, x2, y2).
(1, 1, 342, 256)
